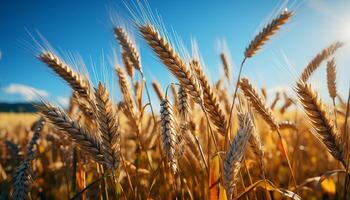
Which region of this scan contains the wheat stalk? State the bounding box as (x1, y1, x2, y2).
(139, 24, 203, 104)
(37, 102, 107, 165)
(296, 81, 345, 166)
(300, 42, 343, 82)
(94, 82, 120, 169)
(191, 60, 227, 135)
(160, 99, 179, 174)
(244, 10, 293, 58)
(223, 112, 253, 199)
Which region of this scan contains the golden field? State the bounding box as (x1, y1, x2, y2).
(1, 4, 350, 200)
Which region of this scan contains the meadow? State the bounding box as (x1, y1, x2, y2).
(0, 3, 350, 200)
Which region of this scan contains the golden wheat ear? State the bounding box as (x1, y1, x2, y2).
(152, 80, 165, 101)
(223, 111, 253, 199)
(38, 51, 91, 99)
(300, 41, 343, 82)
(244, 10, 293, 58)
(139, 24, 203, 104)
(191, 60, 227, 135)
(36, 102, 108, 166)
(94, 82, 120, 169)
(160, 98, 179, 174)
(114, 27, 141, 71)
(296, 81, 345, 167)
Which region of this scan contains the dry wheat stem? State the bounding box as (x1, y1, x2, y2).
(244, 10, 293, 58)
(296, 81, 345, 167)
(94, 82, 120, 169)
(139, 24, 203, 104)
(300, 42, 343, 82)
(191, 60, 227, 135)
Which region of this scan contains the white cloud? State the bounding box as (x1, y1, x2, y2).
(3, 83, 49, 101)
(57, 96, 69, 107)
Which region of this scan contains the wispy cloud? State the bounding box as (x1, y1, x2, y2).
(57, 96, 69, 107)
(3, 83, 49, 101)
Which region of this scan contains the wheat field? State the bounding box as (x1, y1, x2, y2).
(1, 3, 350, 200)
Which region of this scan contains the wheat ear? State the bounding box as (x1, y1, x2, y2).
(11, 118, 45, 200)
(94, 82, 120, 169)
(114, 27, 141, 71)
(160, 99, 179, 174)
(37, 102, 107, 165)
(244, 10, 292, 58)
(327, 58, 337, 99)
(39, 51, 91, 99)
(279, 120, 297, 130)
(139, 24, 203, 104)
(152, 80, 165, 101)
(296, 81, 345, 166)
(115, 66, 138, 124)
(191, 60, 227, 135)
(178, 85, 190, 121)
(300, 42, 343, 82)
(223, 112, 253, 199)
(220, 53, 231, 82)
(239, 78, 279, 130)
(122, 51, 134, 79)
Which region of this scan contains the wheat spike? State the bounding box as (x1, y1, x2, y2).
(37, 102, 107, 165)
(11, 118, 45, 200)
(178, 85, 190, 121)
(300, 42, 343, 82)
(114, 27, 141, 71)
(39, 51, 91, 99)
(238, 112, 265, 176)
(152, 80, 164, 101)
(94, 82, 120, 169)
(327, 58, 337, 99)
(296, 81, 344, 166)
(122, 51, 134, 79)
(220, 53, 231, 81)
(223, 112, 253, 199)
(245, 10, 292, 58)
(115, 66, 138, 125)
(139, 24, 203, 104)
(160, 99, 179, 174)
(239, 78, 279, 130)
(191, 60, 227, 135)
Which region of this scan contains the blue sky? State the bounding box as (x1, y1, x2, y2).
(1, 0, 350, 107)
